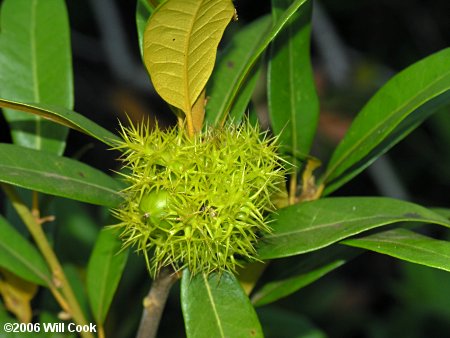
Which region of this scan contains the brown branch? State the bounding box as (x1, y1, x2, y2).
(136, 268, 180, 338)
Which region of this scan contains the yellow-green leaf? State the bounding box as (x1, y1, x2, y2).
(143, 0, 235, 122)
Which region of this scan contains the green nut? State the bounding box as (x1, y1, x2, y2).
(139, 190, 169, 219)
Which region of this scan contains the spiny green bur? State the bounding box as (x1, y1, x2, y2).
(112, 121, 285, 277)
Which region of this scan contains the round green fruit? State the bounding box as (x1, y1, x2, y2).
(139, 190, 169, 219)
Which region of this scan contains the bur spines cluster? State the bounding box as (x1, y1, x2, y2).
(112, 121, 285, 277)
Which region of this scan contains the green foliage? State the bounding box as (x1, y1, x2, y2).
(87, 228, 129, 325)
(136, 0, 155, 56)
(0, 0, 72, 155)
(268, 0, 318, 159)
(0, 143, 124, 207)
(143, 0, 235, 133)
(251, 246, 352, 307)
(322, 48, 450, 194)
(181, 270, 263, 338)
(257, 307, 326, 338)
(342, 228, 450, 272)
(0, 0, 448, 337)
(0, 98, 121, 147)
(0, 215, 50, 286)
(257, 197, 450, 259)
(207, 0, 311, 125)
(205, 15, 272, 125)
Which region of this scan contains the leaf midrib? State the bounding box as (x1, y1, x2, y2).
(263, 215, 449, 240)
(351, 235, 450, 259)
(0, 99, 121, 147)
(219, 0, 309, 125)
(324, 70, 450, 183)
(30, 0, 42, 150)
(213, 21, 269, 125)
(183, 1, 203, 113)
(0, 163, 121, 197)
(203, 273, 225, 338)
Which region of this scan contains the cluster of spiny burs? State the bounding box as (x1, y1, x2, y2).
(112, 120, 286, 277)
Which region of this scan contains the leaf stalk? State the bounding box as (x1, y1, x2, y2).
(1, 184, 93, 338)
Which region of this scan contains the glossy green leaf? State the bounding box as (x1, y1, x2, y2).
(181, 270, 263, 338)
(0, 98, 121, 147)
(323, 48, 450, 195)
(87, 228, 129, 324)
(0, 144, 124, 207)
(257, 197, 450, 259)
(212, 0, 309, 124)
(0, 215, 51, 286)
(205, 16, 272, 125)
(228, 64, 262, 123)
(342, 228, 450, 272)
(251, 246, 354, 306)
(432, 208, 450, 220)
(268, 0, 318, 159)
(136, 0, 156, 57)
(143, 0, 235, 117)
(252, 264, 343, 308)
(0, 0, 73, 155)
(257, 307, 326, 338)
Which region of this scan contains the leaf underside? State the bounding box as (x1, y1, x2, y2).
(143, 0, 235, 116)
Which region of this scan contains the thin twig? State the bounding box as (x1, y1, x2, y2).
(98, 325, 105, 338)
(136, 268, 180, 338)
(1, 184, 93, 338)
